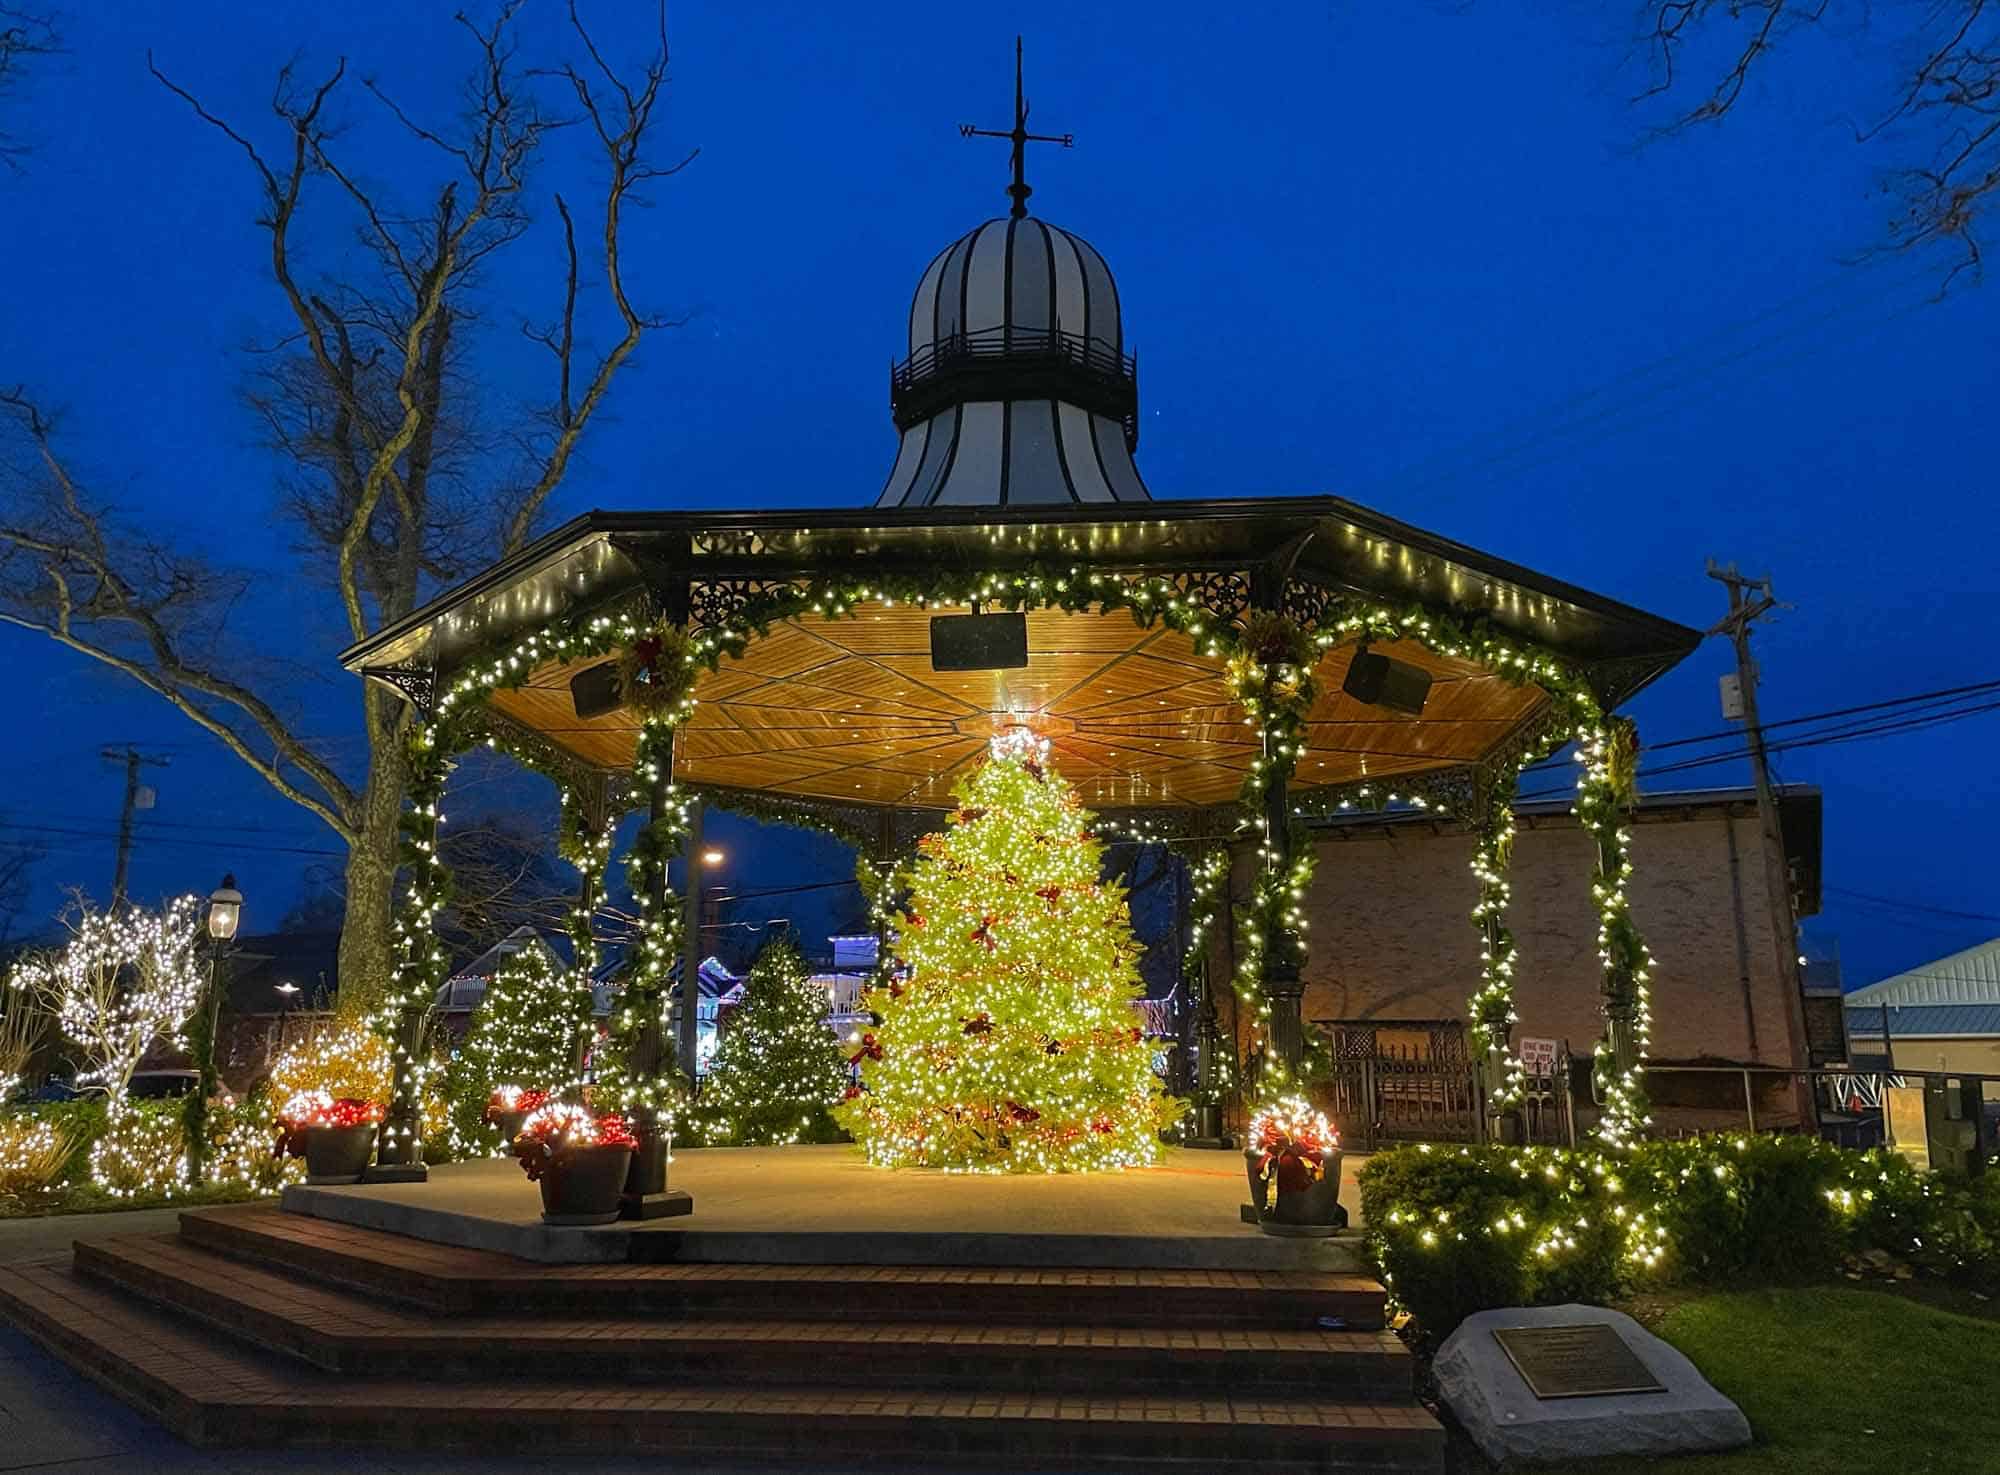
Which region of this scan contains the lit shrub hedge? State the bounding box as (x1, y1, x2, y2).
(1360, 1134, 2000, 1338)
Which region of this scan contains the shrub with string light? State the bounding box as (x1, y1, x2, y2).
(0, 1115, 82, 1204)
(836, 732, 1175, 1172)
(445, 943, 593, 1157)
(90, 1101, 190, 1199)
(687, 937, 847, 1146)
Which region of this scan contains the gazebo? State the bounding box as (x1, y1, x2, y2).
(339, 155, 1698, 1196)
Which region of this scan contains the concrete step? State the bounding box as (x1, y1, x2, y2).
(180, 1206, 1390, 1330)
(77, 1233, 1415, 1397)
(0, 1260, 1445, 1471)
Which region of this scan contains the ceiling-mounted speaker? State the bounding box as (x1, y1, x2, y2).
(930, 612, 1028, 671)
(1342, 650, 1432, 716)
(570, 661, 624, 719)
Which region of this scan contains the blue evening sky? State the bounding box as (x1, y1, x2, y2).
(1, 3, 1994, 986)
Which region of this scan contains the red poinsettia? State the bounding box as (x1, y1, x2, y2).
(483, 1085, 549, 1122)
(511, 1103, 636, 1183)
(1247, 1097, 1340, 1192)
(275, 1092, 382, 1157)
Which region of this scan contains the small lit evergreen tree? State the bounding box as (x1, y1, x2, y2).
(690, 937, 848, 1146)
(835, 732, 1173, 1172)
(445, 943, 592, 1155)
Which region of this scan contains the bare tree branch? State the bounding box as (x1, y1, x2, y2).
(0, 5, 60, 172)
(1632, 1, 2000, 285)
(503, 0, 693, 555)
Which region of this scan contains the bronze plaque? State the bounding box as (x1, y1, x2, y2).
(1492, 1324, 1667, 1400)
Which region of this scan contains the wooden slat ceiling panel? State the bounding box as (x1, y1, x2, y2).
(490, 603, 1552, 808)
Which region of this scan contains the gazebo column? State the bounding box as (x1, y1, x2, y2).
(1261, 770, 1307, 1075)
(1470, 771, 1522, 1143)
(369, 729, 451, 1183)
(621, 714, 688, 1217)
(563, 776, 616, 1096)
(1582, 718, 1652, 1143)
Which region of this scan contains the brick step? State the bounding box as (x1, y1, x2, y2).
(179, 1207, 1389, 1330)
(0, 1262, 1444, 1472)
(78, 1234, 1414, 1397)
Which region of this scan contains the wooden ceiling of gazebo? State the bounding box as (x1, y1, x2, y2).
(486, 603, 1549, 808)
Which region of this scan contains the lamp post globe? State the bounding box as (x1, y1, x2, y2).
(207, 874, 243, 942)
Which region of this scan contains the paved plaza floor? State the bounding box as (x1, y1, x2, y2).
(285, 1143, 1370, 1267)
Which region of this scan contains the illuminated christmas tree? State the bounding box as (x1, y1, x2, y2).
(836, 731, 1172, 1172)
(445, 944, 593, 1156)
(689, 937, 848, 1146)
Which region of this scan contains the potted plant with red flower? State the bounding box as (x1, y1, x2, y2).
(1242, 1096, 1345, 1236)
(483, 1085, 549, 1148)
(278, 1090, 383, 1185)
(512, 1102, 637, 1225)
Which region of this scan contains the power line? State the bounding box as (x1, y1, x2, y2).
(1517, 676, 2000, 775)
(1823, 888, 2000, 925)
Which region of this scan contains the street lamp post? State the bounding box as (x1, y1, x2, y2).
(186, 874, 241, 1187)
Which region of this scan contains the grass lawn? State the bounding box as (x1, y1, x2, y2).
(1533, 1287, 1999, 1474)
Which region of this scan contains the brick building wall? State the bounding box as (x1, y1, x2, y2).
(1218, 790, 1817, 1071)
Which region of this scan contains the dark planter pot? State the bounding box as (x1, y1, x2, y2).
(304, 1123, 376, 1184)
(1192, 1104, 1225, 1141)
(1243, 1146, 1348, 1237)
(539, 1143, 635, 1226)
(489, 1109, 528, 1145)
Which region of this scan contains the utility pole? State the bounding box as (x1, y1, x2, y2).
(102, 746, 170, 908)
(1705, 563, 1817, 1130)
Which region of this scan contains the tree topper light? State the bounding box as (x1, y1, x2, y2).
(989, 726, 1049, 764)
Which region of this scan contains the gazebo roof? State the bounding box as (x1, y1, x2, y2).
(341, 495, 1698, 818)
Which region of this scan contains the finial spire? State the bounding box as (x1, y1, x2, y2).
(958, 36, 1073, 220)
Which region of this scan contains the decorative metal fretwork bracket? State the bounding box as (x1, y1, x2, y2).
(361, 662, 436, 720)
(690, 529, 772, 559)
(688, 578, 806, 636)
(1163, 569, 1252, 627)
(1282, 576, 1337, 632)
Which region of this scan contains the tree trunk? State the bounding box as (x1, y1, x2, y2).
(334, 718, 408, 1022)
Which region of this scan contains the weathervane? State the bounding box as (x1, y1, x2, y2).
(959, 36, 1072, 220)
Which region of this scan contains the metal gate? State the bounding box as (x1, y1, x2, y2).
(1310, 1025, 1574, 1150)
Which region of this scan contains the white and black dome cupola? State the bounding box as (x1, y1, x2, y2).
(876, 48, 1150, 508)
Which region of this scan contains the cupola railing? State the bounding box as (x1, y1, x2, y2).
(890, 324, 1140, 451)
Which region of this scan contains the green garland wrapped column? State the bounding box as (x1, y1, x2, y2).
(1470, 770, 1523, 1133)
(559, 783, 616, 1097)
(1224, 612, 1319, 1085)
(1580, 717, 1653, 1146)
(372, 721, 455, 1177)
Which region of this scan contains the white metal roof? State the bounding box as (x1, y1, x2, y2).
(1847, 937, 2000, 1007)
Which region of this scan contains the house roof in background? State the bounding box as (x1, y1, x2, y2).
(1847, 937, 2000, 1008)
(1846, 1002, 2000, 1039)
